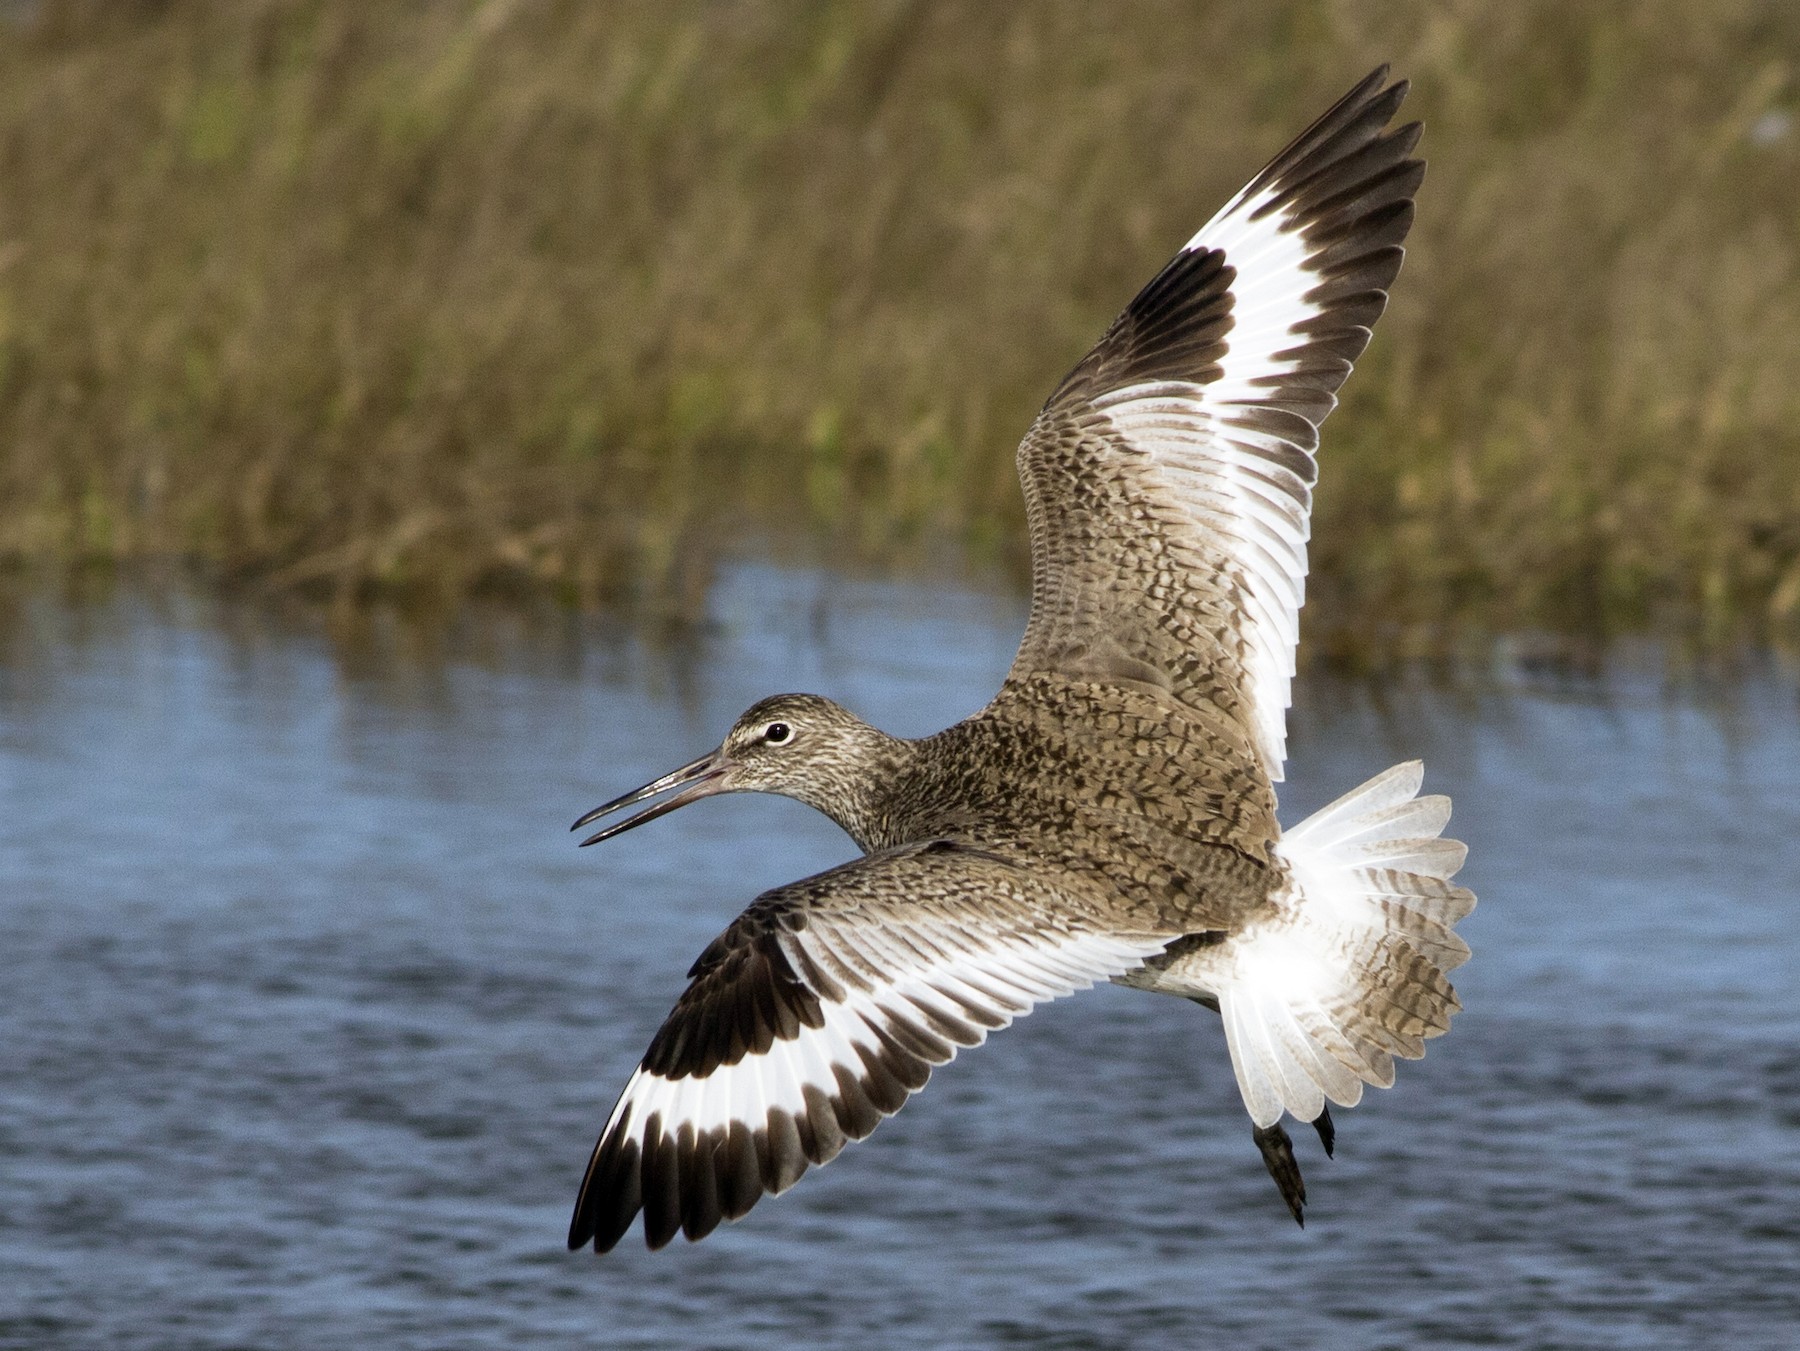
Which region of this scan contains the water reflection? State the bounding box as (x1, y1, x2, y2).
(2, 567, 1798, 1349)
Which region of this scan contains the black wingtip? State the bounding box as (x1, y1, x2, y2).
(567, 1124, 645, 1257)
(566, 1202, 597, 1251)
(567, 1189, 592, 1251)
(1359, 63, 1392, 97)
(566, 1201, 602, 1254)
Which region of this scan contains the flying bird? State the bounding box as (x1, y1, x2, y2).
(567, 66, 1473, 1253)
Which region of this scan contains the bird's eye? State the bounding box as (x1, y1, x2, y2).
(764, 722, 793, 745)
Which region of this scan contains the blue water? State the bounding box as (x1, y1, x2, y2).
(3, 567, 1798, 1349)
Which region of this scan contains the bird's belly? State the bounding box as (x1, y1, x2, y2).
(1114, 930, 1235, 1002)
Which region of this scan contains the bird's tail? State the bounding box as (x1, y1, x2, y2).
(1215, 761, 1474, 1128)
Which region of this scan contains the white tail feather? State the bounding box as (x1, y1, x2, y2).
(1215, 761, 1475, 1128)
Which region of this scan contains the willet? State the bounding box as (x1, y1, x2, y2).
(567, 66, 1473, 1253)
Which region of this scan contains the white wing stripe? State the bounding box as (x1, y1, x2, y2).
(1094, 213, 1325, 774)
(606, 927, 1160, 1151)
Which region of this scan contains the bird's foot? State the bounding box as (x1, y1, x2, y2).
(1312, 1103, 1335, 1158)
(1254, 1107, 1338, 1226)
(1252, 1122, 1306, 1227)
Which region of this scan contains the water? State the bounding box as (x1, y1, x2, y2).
(3, 567, 1798, 1350)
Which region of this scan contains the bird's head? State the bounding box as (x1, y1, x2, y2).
(572, 693, 901, 846)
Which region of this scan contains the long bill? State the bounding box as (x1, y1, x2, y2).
(571, 750, 728, 846)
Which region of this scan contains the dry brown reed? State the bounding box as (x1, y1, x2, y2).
(1, 1, 1796, 655)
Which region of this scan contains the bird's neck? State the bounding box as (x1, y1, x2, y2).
(789, 728, 920, 853)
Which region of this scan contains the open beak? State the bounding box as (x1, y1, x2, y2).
(570, 750, 729, 846)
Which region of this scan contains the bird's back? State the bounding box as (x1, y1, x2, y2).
(866, 674, 1286, 938)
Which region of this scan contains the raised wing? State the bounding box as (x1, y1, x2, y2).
(1007, 68, 1422, 777)
(567, 841, 1169, 1252)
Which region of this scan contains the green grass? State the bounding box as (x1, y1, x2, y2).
(2, 0, 1797, 656)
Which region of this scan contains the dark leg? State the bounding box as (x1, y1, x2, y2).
(1193, 996, 1321, 1226)
(1252, 1123, 1306, 1227)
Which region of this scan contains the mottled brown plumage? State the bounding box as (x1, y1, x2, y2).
(566, 67, 1474, 1254)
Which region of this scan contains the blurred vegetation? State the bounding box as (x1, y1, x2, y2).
(1, 0, 1797, 657)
